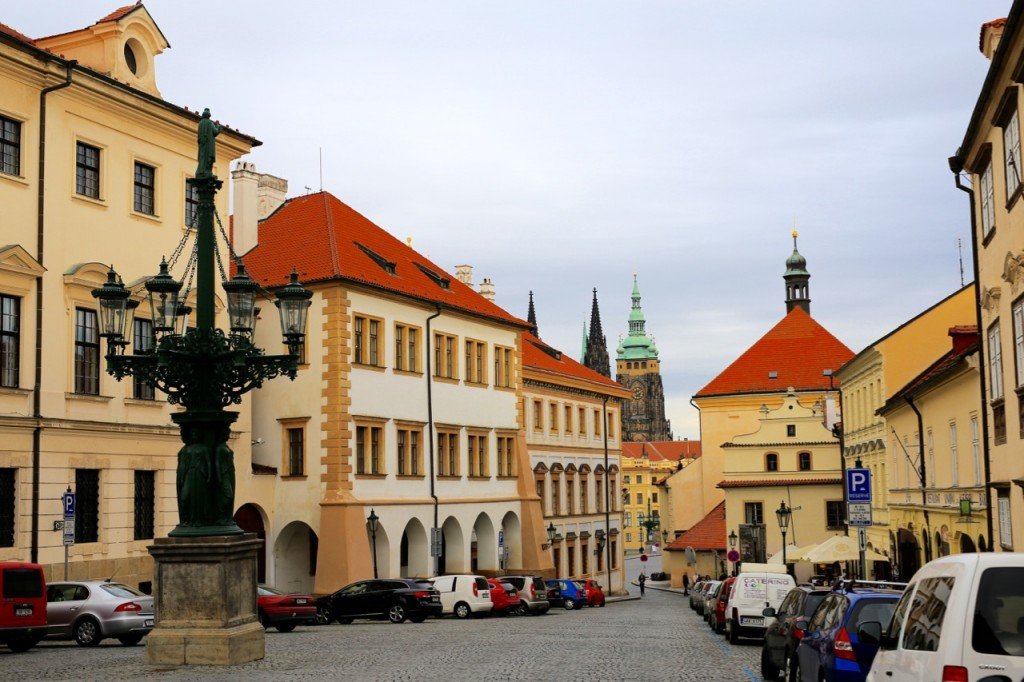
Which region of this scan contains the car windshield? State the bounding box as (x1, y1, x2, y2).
(973, 567, 1024, 656)
(501, 582, 515, 591)
(257, 585, 283, 596)
(100, 583, 144, 599)
(2, 568, 43, 599)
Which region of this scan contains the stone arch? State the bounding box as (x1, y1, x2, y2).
(273, 520, 318, 593)
(501, 511, 522, 570)
(366, 517, 392, 578)
(234, 502, 268, 583)
(472, 512, 497, 573)
(439, 516, 466, 574)
(400, 517, 429, 578)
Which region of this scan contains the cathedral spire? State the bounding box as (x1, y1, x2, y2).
(784, 230, 811, 314)
(583, 288, 611, 377)
(618, 274, 657, 361)
(527, 290, 538, 336)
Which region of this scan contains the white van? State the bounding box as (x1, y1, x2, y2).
(866, 553, 1024, 682)
(429, 575, 492, 619)
(724, 562, 795, 643)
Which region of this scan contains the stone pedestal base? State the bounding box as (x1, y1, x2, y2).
(145, 534, 265, 665)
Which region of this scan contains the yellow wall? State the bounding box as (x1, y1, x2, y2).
(621, 453, 677, 553)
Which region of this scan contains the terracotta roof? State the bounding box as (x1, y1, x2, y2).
(98, 2, 142, 23)
(621, 441, 702, 461)
(980, 17, 1008, 52)
(717, 478, 842, 489)
(665, 502, 726, 552)
(243, 191, 529, 328)
(522, 332, 629, 393)
(695, 307, 853, 398)
(880, 327, 979, 415)
(0, 22, 35, 45)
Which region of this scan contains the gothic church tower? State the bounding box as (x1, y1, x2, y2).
(616, 275, 672, 441)
(582, 288, 611, 377)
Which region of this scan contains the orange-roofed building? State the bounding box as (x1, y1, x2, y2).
(663, 502, 726, 584)
(521, 300, 631, 592)
(232, 164, 551, 593)
(620, 440, 700, 554)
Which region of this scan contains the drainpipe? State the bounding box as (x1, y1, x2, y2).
(602, 396, 611, 593)
(951, 161, 995, 551)
(425, 304, 442, 576)
(906, 395, 931, 561)
(31, 60, 75, 564)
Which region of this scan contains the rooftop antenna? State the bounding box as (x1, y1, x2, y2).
(957, 237, 965, 287)
(319, 147, 323, 192)
(304, 186, 312, 195)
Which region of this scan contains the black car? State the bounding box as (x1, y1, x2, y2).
(315, 579, 442, 624)
(759, 585, 830, 680)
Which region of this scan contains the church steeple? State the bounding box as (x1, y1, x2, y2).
(784, 230, 811, 314)
(617, 274, 657, 361)
(527, 290, 538, 336)
(583, 288, 611, 377)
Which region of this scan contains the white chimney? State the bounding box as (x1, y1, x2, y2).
(231, 161, 259, 255)
(479, 277, 495, 302)
(455, 264, 473, 286)
(257, 173, 288, 220)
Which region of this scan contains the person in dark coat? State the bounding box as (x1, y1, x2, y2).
(682, 573, 690, 595)
(638, 573, 646, 596)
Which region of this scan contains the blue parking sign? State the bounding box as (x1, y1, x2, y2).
(846, 468, 871, 503)
(62, 491, 75, 518)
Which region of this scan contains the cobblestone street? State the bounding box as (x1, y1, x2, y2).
(3, 558, 763, 681)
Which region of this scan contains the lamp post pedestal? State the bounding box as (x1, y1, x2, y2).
(145, 534, 264, 665)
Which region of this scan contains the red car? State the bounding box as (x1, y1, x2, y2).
(710, 577, 735, 634)
(257, 585, 316, 632)
(577, 579, 606, 607)
(486, 578, 520, 615)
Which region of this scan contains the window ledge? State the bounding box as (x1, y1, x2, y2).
(354, 473, 387, 479)
(130, 209, 161, 224)
(465, 381, 489, 389)
(982, 227, 997, 248)
(493, 385, 517, 393)
(395, 474, 426, 479)
(71, 193, 107, 208)
(432, 376, 460, 385)
(0, 386, 31, 396)
(65, 392, 113, 403)
(353, 363, 386, 372)
(0, 171, 28, 187)
(393, 369, 424, 378)
(467, 475, 491, 480)
(281, 475, 307, 480)
(1008, 183, 1023, 211)
(437, 475, 462, 480)
(124, 397, 163, 407)
(496, 475, 517, 480)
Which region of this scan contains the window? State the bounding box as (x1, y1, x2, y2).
(998, 489, 1013, 549)
(567, 475, 575, 515)
(611, 539, 617, 568)
(980, 161, 995, 239)
(786, 424, 796, 437)
(394, 323, 420, 372)
(902, 576, 955, 651)
(971, 416, 981, 485)
(949, 421, 959, 487)
(133, 470, 155, 540)
(287, 427, 304, 476)
(1014, 298, 1024, 389)
(0, 468, 14, 547)
(493, 346, 513, 387)
(467, 433, 488, 477)
(564, 405, 572, 433)
(636, 475, 642, 484)
(133, 161, 155, 215)
(765, 453, 779, 472)
(549, 403, 558, 432)
(74, 308, 100, 395)
(0, 116, 20, 176)
(75, 142, 100, 198)
(972, 567, 1024, 655)
(744, 502, 763, 525)
(990, 321, 1005, 401)
(0, 295, 19, 388)
(132, 318, 155, 399)
(496, 435, 515, 476)
(396, 426, 422, 476)
(826, 501, 845, 529)
(437, 430, 459, 477)
(626, 532, 632, 543)
(184, 181, 199, 229)
(581, 541, 589, 574)
(355, 424, 383, 475)
(651, 492, 658, 504)
(927, 430, 935, 487)
(578, 407, 586, 436)
(353, 314, 384, 367)
(433, 332, 457, 379)
(624, 512, 631, 527)
(464, 339, 487, 384)
(580, 478, 588, 514)
(75, 469, 99, 543)
(532, 399, 543, 432)
(799, 452, 812, 471)
(1005, 108, 1022, 197)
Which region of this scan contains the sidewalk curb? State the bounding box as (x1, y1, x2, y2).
(606, 595, 641, 604)
(630, 580, 687, 596)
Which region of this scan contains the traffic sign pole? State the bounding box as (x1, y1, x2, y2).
(62, 487, 75, 580)
(845, 469, 871, 580)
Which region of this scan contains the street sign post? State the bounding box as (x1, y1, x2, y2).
(62, 487, 75, 579)
(845, 469, 871, 579)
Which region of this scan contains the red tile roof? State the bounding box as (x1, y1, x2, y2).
(621, 441, 702, 462)
(980, 17, 1008, 52)
(665, 502, 725, 552)
(695, 307, 853, 398)
(522, 332, 629, 394)
(0, 22, 35, 45)
(97, 2, 142, 23)
(243, 191, 529, 328)
(717, 478, 842, 489)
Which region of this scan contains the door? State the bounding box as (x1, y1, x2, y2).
(962, 565, 1024, 680)
(45, 583, 89, 638)
(766, 590, 799, 665)
(332, 581, 371, 618)
(869, 584, 915, 681)
(797, 594, 838, 681)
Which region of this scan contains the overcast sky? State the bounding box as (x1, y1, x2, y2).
(7, 1, 1010, 437)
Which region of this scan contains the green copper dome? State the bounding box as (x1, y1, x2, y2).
(784, 231, 809, 276)
(617, 274, 658, 361)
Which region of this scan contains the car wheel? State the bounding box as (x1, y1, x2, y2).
(564, 598, 576, 610)
(760, 646, 781, 680)
(454, 602, 471, 619)
(517, 602, 528, 616)
(258, 610, 269, 629)
(599, 601, 605, 607)
(728, 620, 739, 644)
(337, 617, 353, 625)
(117, 633, 144, 646)
(388, 604, 407, 623)
(73, 617, 101, 647)
(275, 623, 296, 633)
(315, 604, 333, 625)
(7, 637, 39, 653)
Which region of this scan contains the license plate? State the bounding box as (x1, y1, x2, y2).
(295, 598, 307, 605)
(430, 596, 440, 602)
(145, 619, 154, 627)
(741, 617, 764, 625)
(15, 608, 31, 617)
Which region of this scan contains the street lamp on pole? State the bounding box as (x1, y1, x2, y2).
(776, 500, 792, 569)
(728, 530, 737, 574)
(367, 508, 380, 579)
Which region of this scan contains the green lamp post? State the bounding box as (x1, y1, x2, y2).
(91, 108, 312, 538)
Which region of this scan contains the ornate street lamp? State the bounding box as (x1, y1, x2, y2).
(776, 500, 792, 567)
(368, 508, 380, 579)
(543, 522, 557, 550)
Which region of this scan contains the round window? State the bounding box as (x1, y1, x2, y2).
(124, 42, 138, 74)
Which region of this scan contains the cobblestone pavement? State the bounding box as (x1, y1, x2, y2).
(5, 559, 763, 681)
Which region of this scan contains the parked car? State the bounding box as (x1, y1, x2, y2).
(499, 575, 551, 614)
(486, 579, 519, 615)
(316, 578, 442, 624)
(693, 581, 712, 614)
(45, 580, 154, 646)
(577, 579, 606, 607)
(794, 583, 904, 682)
(689, 581, 708, 611)
(257, 584, 316, 632)
(545, 579, 587, 610)
(702, 581, 723, 622)
(724, 563, 796, 643)
(760, 585, 831, 680)
(0, 562, 47, 653)
(430, 575, 492, 619)
(866, 553, 1024, 682)
(710, 577, 736, 634)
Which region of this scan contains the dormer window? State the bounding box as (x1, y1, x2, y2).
(124, 42, 138, 74)
(355, 243, 396, 275)
(415, 263, 450, 290)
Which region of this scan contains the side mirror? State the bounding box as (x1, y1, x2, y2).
(794, 620, 809, 632)
(858, 621, 882, 646)
(762, 607, 776, 617)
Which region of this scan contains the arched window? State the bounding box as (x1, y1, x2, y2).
(798, 452, 812, 471)
(765, 453, 779, 472)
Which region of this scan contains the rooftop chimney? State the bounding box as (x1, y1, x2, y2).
(980, 18, 1007, 60)
(231, 162, 288, 255)
(479, 277, 495, 302)
(455, 264, 473, 286)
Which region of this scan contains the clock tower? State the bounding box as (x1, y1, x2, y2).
(616, 275, 672, 442)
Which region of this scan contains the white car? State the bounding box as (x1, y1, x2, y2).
(429, 575, 492, 619)
(723, 562, 795, 643)
(866, 552, 1024, 682)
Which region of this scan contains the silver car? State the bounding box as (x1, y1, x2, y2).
(46, 581, 154, 646)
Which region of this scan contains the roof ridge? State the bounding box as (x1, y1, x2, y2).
(322, 192, 341, 277)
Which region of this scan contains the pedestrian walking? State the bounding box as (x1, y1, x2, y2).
(638, 572, 646, 597)
(682, 573, 690, 596)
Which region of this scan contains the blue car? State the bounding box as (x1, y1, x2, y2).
(544, 579, 586, 610)
(793, 583, 904, 682)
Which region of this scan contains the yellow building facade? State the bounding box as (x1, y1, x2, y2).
(0, 6, 257, 586)
(620, 443, 679, 553)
